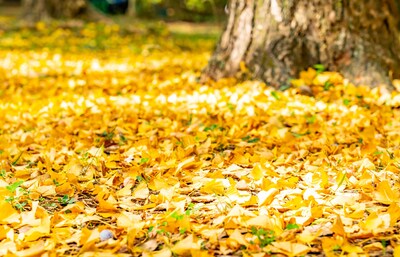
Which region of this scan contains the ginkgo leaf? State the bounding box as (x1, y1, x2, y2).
(394, 245, 400, 257)
(132, 182, 149, 199)
(116, 182, 133, 197)
(373, 180, 399, 205)
(297, 229, 317, 244)
(331, 215, 346, 238)
(79, 228, 100, 254)
(34, 185, 57, 196)
(271, 242, 310, 257)
(227, 205, 256, 218)
(117, 212, 143, 228)
(18, 202, 49, 240)
(251, 164, 264, 181)
(175, 156, 202, 173)
(0, 225, 11, 241)
(387, 204, 400, 226)
(97, 191, 119, 213)
(200, 179, 225, 195)
(342, 244, 364, 254)
(0, 201, 19, 223)
(360, 212, 390, 233)
(12, 240, 46, 257)
(171, 234, 199, 255)
(257, 188, 279, 206)
(143, 248, 172, 257)
(55, 182, 75, 197)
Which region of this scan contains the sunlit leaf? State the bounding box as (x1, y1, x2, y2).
(373, 180, 399, 205)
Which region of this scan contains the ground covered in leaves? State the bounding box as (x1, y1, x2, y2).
(1, 19, 400, 257)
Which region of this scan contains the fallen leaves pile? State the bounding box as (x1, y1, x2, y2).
(1, 21, 400, 257)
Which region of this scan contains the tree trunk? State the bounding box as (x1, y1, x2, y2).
(203, 0, 400, 88)
(21, 0, 86, 22)
(21, 0, 49, 22)
(128, 0, 137, 16)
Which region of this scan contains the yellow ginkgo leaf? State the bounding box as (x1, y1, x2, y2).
(394, 244, 400, 257)
(132, 182, 150, 199)
(257, 188, 279, 206)
(171, 234, 199, 255)
(200, 179, 225, 195)
(331, 215, 346, 238)
(373, 180, 399, 205)
(272, 242, 310, 257)
(251, 164, 264, 181)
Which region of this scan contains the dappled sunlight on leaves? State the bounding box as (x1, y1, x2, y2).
(1, 21, 400, 256)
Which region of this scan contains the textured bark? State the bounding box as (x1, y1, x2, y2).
(21, 0, 86, 22)
(204, 0, 400, 88)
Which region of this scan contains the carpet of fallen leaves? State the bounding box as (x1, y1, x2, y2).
(1, 20, 400, 257)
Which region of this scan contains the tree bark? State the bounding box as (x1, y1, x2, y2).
(203, 0, 400, 88)
(21, 0, 49, 22)
(21, 0, 86, 22)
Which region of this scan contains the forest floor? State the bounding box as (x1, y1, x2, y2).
(1, 18, 400, 257)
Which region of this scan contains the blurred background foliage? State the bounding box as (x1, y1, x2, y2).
(0, 0, 228, 23)
(134, 0, 228, 22)
(0, 0, 224, 53)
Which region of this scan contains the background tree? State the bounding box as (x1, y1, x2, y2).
(20, 0, 227, 23)
(21, 0, 87, 22)
(127, 0, 137, 16)
(203, 0, 400, 88)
